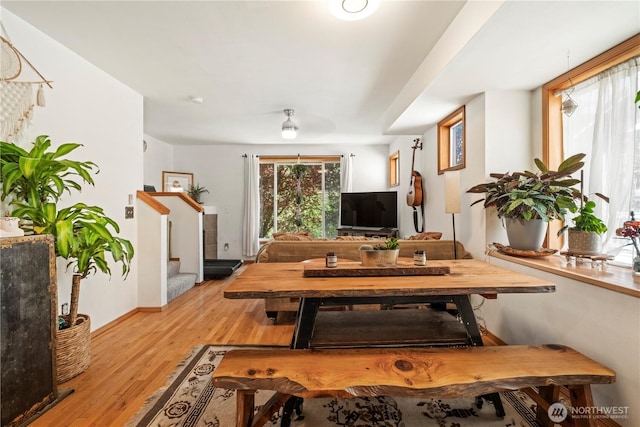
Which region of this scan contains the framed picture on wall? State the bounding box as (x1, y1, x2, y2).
(162, 171, 193, 192)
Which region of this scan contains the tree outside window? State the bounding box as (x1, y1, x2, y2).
(259, 159, 340, 239)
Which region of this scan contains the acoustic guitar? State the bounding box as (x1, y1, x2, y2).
(406, 138, 423, 207)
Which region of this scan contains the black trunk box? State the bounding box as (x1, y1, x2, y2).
(203, 259, 243, 280)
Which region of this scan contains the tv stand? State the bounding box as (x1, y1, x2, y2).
(337, 227, 399, 239)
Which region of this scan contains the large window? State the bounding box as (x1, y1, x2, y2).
(543, 34, 640, 263)
(259, 157, 341, 239)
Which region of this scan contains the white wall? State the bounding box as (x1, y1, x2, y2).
(407, 88, 638, 419)
(388, 135, 421, 238)
(167, 143, 389, 259)
(3, 10, 143, 331)
(484, 258, 640, 425)
(137, 202, 168, 308)
(153, 195, 203, 281)
(143, 134, 173, 191)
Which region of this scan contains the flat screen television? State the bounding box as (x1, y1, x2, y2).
(340, 191, 398, 229)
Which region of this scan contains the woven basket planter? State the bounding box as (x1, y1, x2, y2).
(56, 313, 91, 383)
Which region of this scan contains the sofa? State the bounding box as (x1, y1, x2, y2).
(255, 237, 471, 321)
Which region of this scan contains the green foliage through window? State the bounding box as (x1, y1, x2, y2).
(259, 160, 340, 239)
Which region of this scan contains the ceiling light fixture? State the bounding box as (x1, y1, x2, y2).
(282, 109, 298, 139)
(329, 0, 381, 21)
(561, 94, 578, 117)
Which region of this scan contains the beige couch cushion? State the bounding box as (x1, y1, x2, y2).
(256, 239, 470, 263)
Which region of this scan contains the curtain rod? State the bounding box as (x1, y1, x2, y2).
(242, 153, 355, 158)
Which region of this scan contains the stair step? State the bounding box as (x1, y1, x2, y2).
(167, 272, 197, 302)
(168, 260, 181, 278)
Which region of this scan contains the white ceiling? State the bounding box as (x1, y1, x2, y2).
(3, 1, 639, 146)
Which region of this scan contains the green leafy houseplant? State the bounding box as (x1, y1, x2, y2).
(187, 182, 209, 203)
(360, 237, 400, 266)
(1, 135, 133, 328)
(559, 200, 607, 236)
(467, 153, 586, 222)
(373, 237, 399, 250)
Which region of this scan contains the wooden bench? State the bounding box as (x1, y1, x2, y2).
(211, 344, 615, 427)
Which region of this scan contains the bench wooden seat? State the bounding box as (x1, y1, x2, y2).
(211, 344, 615, 427)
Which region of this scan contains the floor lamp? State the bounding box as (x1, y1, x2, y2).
(444, 171, 461, 259)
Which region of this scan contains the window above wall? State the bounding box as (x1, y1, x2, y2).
(437, 106, 465, 175)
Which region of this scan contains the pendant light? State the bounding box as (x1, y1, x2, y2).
(561, 51, 578, 117)
(282, 109, 298, 139)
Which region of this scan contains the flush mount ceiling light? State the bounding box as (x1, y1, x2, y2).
(282, 109, 298, 139)
(329, 0, 381, 21)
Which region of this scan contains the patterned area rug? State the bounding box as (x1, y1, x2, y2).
(126, 345, 542, 427)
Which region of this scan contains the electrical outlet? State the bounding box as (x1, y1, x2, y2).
(125, 206, 134, 219)
(61, 303, 69, 315)
(224, 243, 230, 251)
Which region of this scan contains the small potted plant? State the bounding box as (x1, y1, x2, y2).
(467, 154, 585, 251)
(187, 183, 209, 203)
(359, 237, 400, 266)
(558, 197, 608, 254)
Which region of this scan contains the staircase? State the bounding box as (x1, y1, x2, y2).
(167, 259, 197, 302)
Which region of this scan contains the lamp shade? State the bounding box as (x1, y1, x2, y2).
(444, 170, 461, 214)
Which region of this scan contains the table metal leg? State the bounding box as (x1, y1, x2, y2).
(282, 298, 320, 427)
(290, 297, 320, 349)
(452, 295, 483, 346)
(452, 295, 505, 417)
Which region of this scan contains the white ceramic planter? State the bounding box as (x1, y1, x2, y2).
(505, 218, 548, 251)
(360, 249, 399, 266)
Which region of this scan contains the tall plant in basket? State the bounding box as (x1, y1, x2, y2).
(1, 135, 133, 382)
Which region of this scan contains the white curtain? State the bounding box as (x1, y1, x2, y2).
(340, 154, 353, 193)
(563, 57, 639, 256)
(242, 155, 260, 257)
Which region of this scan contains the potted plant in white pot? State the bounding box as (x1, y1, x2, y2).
(1, 135, 133, 383)
(467, 154, 585, 251)
(359, 237, 400, 266)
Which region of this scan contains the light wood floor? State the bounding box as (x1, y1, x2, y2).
(32, 271, 294, 427)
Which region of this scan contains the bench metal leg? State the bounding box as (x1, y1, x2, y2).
(452, 295, 505, 417)
(280, 396, 303, 427)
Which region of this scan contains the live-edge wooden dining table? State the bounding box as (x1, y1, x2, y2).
(223, 258, 556, 419)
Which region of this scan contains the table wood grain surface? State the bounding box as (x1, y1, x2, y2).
(224, 259, 556, 299)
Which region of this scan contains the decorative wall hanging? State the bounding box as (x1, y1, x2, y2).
(0, 22, 53, 141)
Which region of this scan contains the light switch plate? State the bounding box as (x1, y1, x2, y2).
(125, 206, 134, 219)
